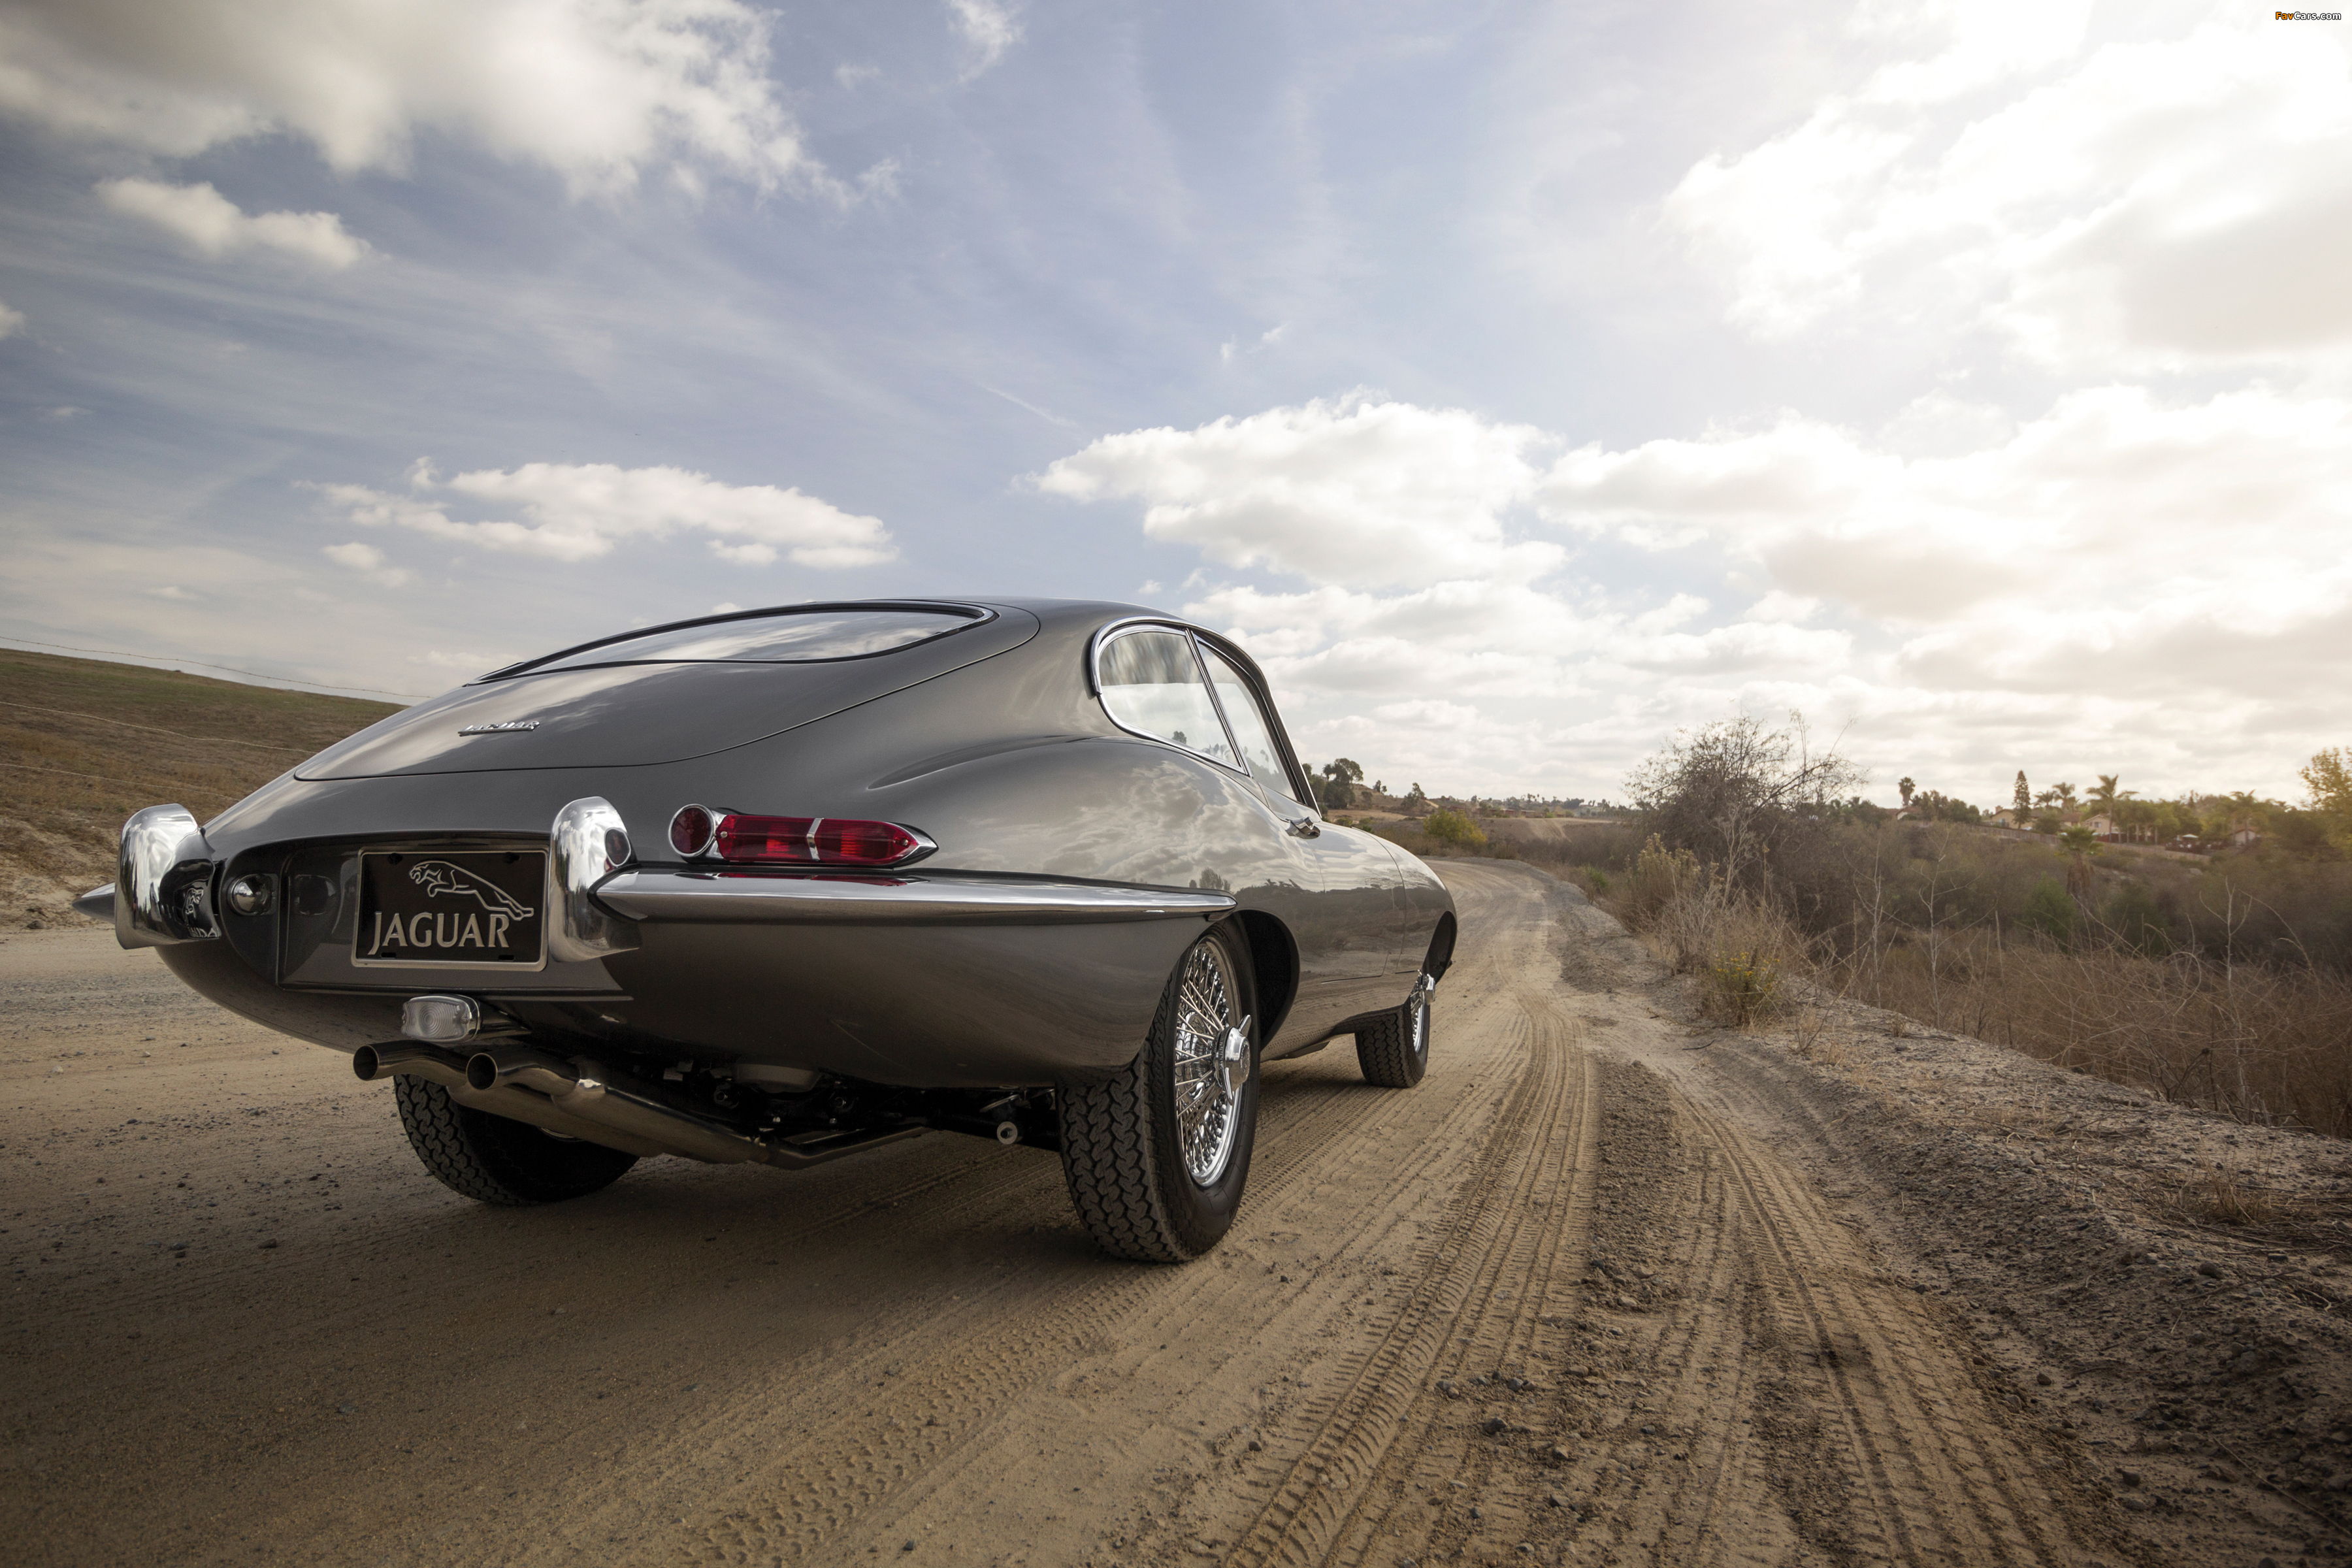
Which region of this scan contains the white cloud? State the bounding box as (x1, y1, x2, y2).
(98, 178, 367, 269)
(0, 297, 23, 337)
(405, 647, 502, 671)
(1665, 7, 2352, 369)
(321, 540, 412, 587)
(0, 0, 823, 197)
(945, 0, 1021, 79)
(312, 459, 897, 570)
(1035, 395, 1563, 590)
(1051, 385, 2352, 800)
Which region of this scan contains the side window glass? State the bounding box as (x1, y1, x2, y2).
(1098, 630, 1237, 766)
(1201, 647, 1301, 804)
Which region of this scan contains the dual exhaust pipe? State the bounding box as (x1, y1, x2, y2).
(353, 1032, 923, 1169)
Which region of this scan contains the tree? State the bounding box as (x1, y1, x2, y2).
(1898, 777, 1916, 808)
(2087, 774, 2134, 813)
(1318, 757, 1364, 809)
(2061, 825, 2099, 903)
(2303, 746, 2352, 817)
(2012, 771, 2031, 814)
(2023, 877, 2076, 945)
(1623, 711, 1863, 890)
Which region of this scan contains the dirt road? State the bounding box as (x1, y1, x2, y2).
(4, 863, 2336, 1566)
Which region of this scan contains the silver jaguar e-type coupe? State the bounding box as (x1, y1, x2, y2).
(80, 599, 1456, 1261)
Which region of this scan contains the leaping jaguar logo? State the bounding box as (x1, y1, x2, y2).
(409, 860, 536, 919)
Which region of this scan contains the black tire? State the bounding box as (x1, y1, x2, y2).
(1058, 920, 1260, 1262)
(393, 1075, 639, 1205)
(1356, 975, 1433, 1088)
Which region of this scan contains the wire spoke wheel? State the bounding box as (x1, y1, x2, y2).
(1057, 920, 1261, 1261)
(1170, 939, 1247, 1186)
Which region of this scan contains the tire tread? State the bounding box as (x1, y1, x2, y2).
(393, 1076, 635, 1205)
(1356, 987, 1431, 1088)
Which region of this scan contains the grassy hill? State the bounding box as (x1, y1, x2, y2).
(0, 648, 400, 925)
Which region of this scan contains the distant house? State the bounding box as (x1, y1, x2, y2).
(2230, 826, 2261, 851)
(1989, 808, 2022, 828)
(2080, 813, 2121, 842)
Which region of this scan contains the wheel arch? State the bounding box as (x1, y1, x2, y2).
(1233, 909, 1299, 1041)
(1422, 911, 1458, 981)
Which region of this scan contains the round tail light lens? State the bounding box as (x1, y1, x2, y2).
(668, 804, 716, 857)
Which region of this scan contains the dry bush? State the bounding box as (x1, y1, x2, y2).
(1505, 821, 1642, 882)
(1607, 836, 1811, 1028)
(1855, 937, 2352, 1139)
(2168, 1164, 2279, 1228)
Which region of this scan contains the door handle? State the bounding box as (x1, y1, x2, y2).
(1286, 817, 1321, 838)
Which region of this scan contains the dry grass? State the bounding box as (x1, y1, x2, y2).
(1853, 938, 2352, 1139)
(2168, 1164, 2281, 1228)
(0, 649, 397, 904)
(1591, 845, 2352, 1140)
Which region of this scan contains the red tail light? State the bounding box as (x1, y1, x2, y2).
(681, 808, 926, 868)
(669, 804, 715, 856)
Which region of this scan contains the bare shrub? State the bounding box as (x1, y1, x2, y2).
(1858, 938, 2352, 1138)
(2169, 1164, 2279, 1228)
(1703, 949, 1780, 1027)
(1624, 711, 1861, 892)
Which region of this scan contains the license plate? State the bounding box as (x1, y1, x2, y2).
(354, 850, 546, 968)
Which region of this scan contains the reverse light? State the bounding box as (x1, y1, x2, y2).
(668, 804, 928, 867)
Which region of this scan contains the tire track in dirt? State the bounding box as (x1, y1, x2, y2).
(1207, 871, 1602, 1568)
(661, 976, 1543, 1565)
(5, 864, 2167, 1568)
(1220, 1002, 1593, 1566)
(1467, 857, 2129, 1568)
(1673, 1093, 2112, 1566)
(668, 875, 1566, 1565)
(1220, 862, 2127, 1568)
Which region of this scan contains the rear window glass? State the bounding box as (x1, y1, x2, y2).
(521, 608, 975, 673)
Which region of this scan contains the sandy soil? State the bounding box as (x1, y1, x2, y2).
(4, 863, 2346, 1566)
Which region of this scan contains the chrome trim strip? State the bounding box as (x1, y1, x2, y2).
(73, 883, 116, 922)
(476, 599, 999, 683)
(595, 869, 1238, 926)
(549, 796, 642, 962)
(114, 804, 217, 949)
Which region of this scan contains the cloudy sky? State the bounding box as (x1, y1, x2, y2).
(2, 0, 2347, 804)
